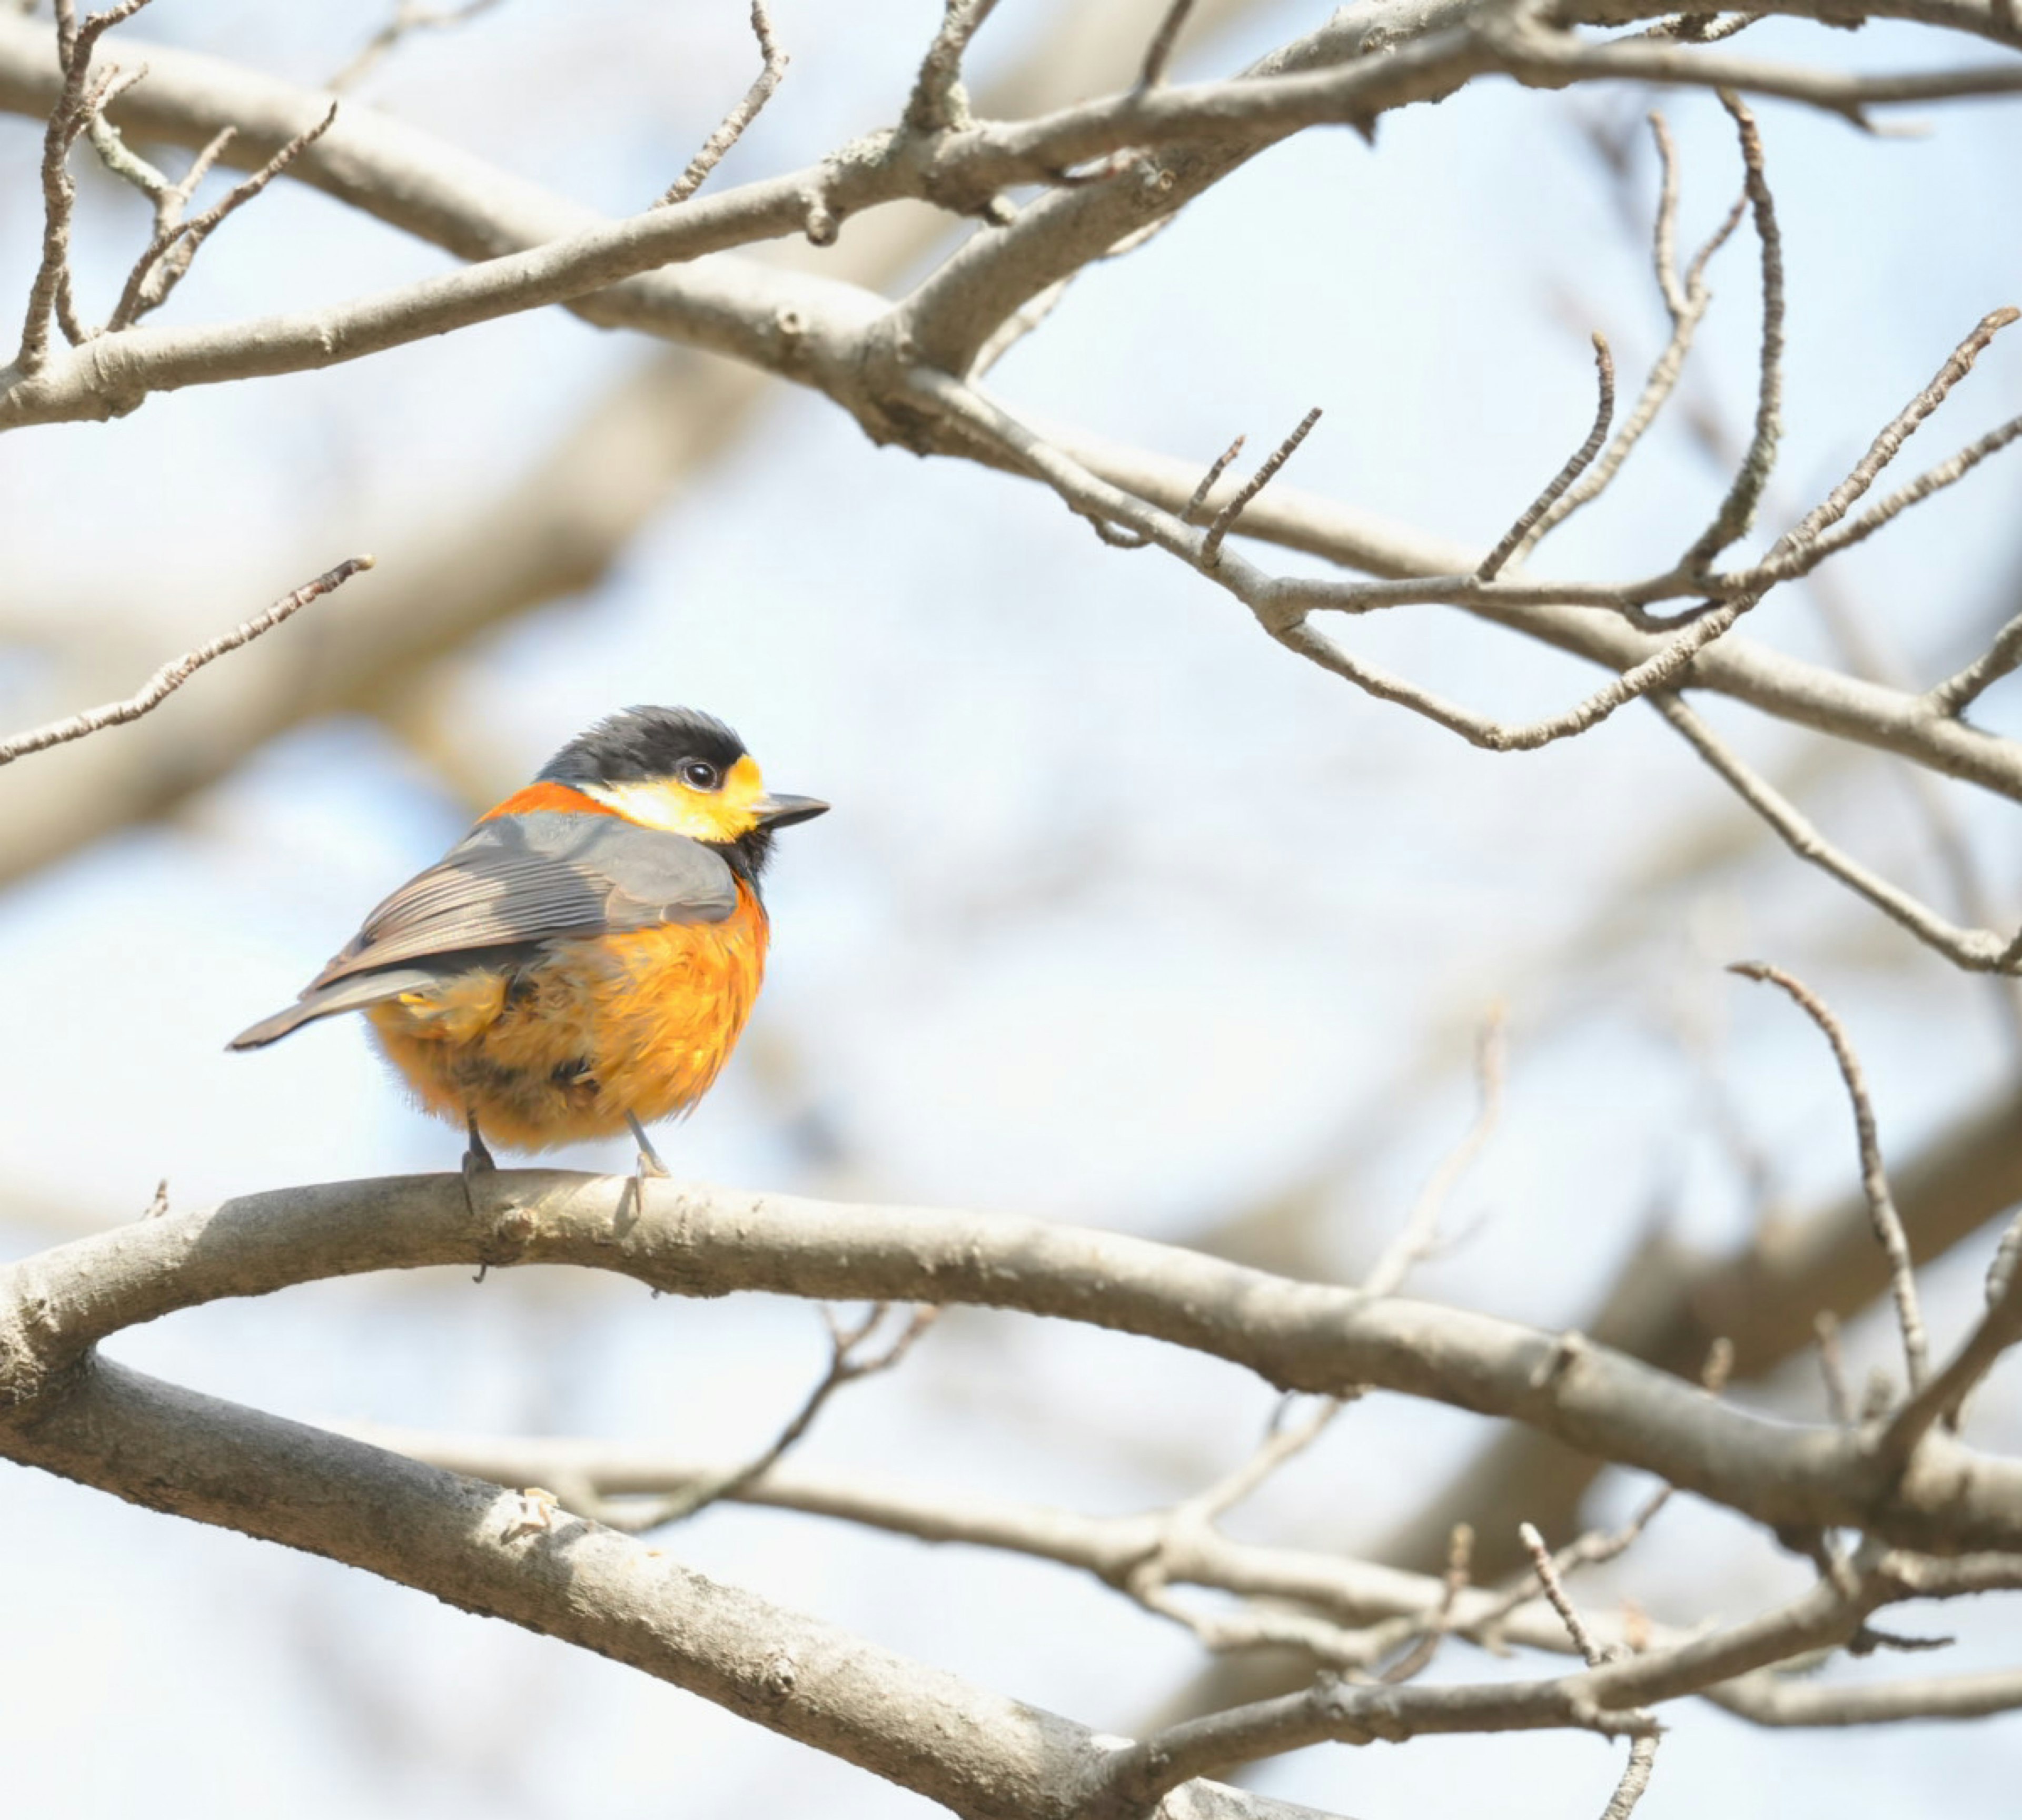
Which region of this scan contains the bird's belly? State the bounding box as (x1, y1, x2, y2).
(366, 901, 769, 1152)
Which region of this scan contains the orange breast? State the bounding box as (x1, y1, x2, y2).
(366, 881, 770, 1152)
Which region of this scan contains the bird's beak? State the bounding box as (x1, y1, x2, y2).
(753, 792, 830, 829)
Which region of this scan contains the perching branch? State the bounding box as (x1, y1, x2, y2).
(8, 1169, 2022, 1554)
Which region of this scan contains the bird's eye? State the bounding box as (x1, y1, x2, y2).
(679, 759, 721, 791)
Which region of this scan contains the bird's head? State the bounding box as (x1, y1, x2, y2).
(539, 706, 828, 872)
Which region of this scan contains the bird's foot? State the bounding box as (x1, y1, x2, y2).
(626, 1111, 671, 1180)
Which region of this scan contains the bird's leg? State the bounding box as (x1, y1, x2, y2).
(463, 1110, 499, 1279)
(626, 1111, 671, 1179)
(463, 1109, 498, 1176)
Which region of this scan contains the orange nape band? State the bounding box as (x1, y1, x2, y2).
(478, 780, 620, 822)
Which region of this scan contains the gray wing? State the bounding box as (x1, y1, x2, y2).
(313, 810, 740, 987)
(227, 812, 739, 1049)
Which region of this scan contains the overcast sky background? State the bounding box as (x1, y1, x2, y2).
(3, 2, 2021, 1815)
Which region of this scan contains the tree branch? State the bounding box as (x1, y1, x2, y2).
(0, 556, 373, 765)
(5, 1169, 2021, 1555)
(1, 1356, 1332, 1820)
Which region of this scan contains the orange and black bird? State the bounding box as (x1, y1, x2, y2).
(229, 706, 827, 1179)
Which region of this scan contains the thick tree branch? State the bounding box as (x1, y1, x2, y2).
(1, 1356, 1330, 1820)
(4, 12, 2021, 831)
(4, 1169, 2021, 1555)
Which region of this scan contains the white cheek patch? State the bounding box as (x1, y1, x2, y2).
(579, 780, 718, 839)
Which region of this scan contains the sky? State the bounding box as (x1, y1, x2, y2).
(3, 2, 2021, 1815)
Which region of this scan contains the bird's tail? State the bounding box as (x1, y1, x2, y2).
(226, 967, 446, 1051)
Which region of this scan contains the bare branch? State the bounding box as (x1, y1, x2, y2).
(1875, 1242, 2022, 1463)
(1367, 1000, 1508, 1297)
(657, 1, 788, 209)
(0, 550, 372, 756)
(1680, 92, 1783, 573)
(1202, 409, 1322, 568)
(1520, 1520, 1609, 1674)
(1733, 305, 2021, 586)
(1728, 962, 1928, 1392)
(1377, 1523, 1474, 1684)
(1270, 591, 1755, 754)
(1515, 115, 1744, 559)
(1479, 331, 1615, 579)
(16, 0, 154, 371)
(1602, 1736, 1662, 1820)
(1464, 1485, 1674, 1650)
(1519, 1520, 1609, 1666)
(905, 0, 1002, 136)
(331, 0, 507, 93)
(1930, 610, 2022, 719)
(106, 103, 337, 332)
(12, 1169, 2022, 1552)
(1182, 434, 1247, 525)
(2, 1359, 1329, 1820)
(1141, 0, 1202, 88)
(1785, 402, 2022, 575)
(0, 556, 374, 766)
(614, 1304, 937, 1528)
(1648, 109, 1687, 318)
(1652, 691, 2022, 972)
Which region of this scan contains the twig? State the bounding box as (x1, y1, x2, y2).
(1784, 412, 2022, 573)
(1644, 12, 1765, 43)
(1874, 1212, 2022, 1463)
(1272, 589, 1755, 755)
(1479, 332, 1615, 579)
(610, 1303, 938, 1528)
(330, 0, 506, 93)
(0, 557, 374, 765)
(1138, 0, 1200, 89)
(1930, 610, 2022, 718)
(904, 0, 1000, 136)
(970, 215, 1182, 380)
(1521, 1522, 1663, 1819)
(1519, 1521, 1605, 1664)
(1653, 692, 2022, 973)
(1367, 1001, 1508, 1296)
(1815, 1311, 1854, 1427)
(1517, 114, 1743, 559)
(1680, 93, 1783, 573)
(1468, 1486, 1674, 1653)
(1734, 306, 2021, 586)
(1202, 409, 1321, 568)
(1649, 109, 1685, 319)
(105, 104, 338, 332)
(1728, 962, 1928, 1392)
(16, 0, 154, 371)
(657, 2, 788, 208)
(1601, 1736, 1662, 1820)
(1379, 1523, 1474, 1684)
(1182, 434, 1247, 524)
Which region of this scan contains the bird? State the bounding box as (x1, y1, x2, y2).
(229, 705, 827, 1182)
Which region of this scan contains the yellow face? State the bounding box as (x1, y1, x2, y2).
(581, 754, 771, 843)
